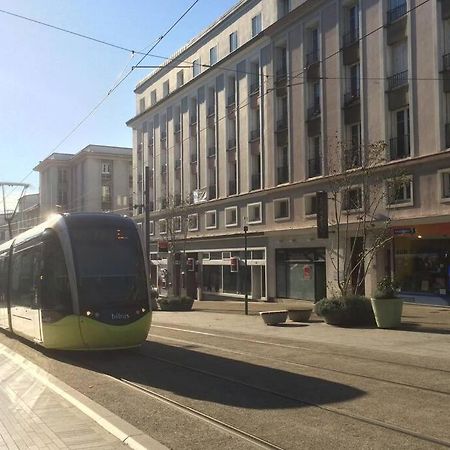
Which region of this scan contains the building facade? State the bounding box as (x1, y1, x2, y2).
(127, 0, 450, 306)
(34, 145, 133, 217)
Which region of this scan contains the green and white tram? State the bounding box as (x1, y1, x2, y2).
(0, 213, 151, 350)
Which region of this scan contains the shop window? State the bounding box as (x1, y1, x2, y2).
(387, 177, 413, 207)
(210, 251, 222, 260)
(225, 206, 238, 227)
(247, 202, 262, 224)
(203, 265, 222, 292)
(205, 210, 217, 229)
(222, 251, 231, 259)
(188, 213, 198, 231)
(252, 249, 265, 259)
(159, 219, 167, 234)
(440, 171, 450, 200)
(342, 186, 363, 212)
(173, 216, 181, 233)
(202, 252, 210, 260)
(304, 194, 317, 216)
(149, 221, 154, 236)
(274, 198, 290, 221)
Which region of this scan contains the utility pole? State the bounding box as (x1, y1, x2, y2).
(0, 182, 30, 240)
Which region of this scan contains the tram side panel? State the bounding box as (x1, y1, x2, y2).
(0, 251, 11, 330)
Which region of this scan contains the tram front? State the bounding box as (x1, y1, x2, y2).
(66, 213, 151, 349)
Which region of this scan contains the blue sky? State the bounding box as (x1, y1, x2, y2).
(0, 0, 237, 208)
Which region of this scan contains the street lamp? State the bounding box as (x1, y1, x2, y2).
(244, 225, 248, 315)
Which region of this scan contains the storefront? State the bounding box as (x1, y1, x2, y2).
(275, 248, 326, 301)
(393, 224, 450, 306)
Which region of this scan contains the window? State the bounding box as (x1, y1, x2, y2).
(163, 80, 169, 97)
(345, 123, 362, 169)
(149, 221, 154, 236)
(441, 171, 450, 200)
(308, 135, 322, 178)
(192, 58, 201, 77)
(173, 216, 182, 233)
(177, 70, 184, 88)
(225, 206, 238, 227)
(278, 0, 290, 18)
(159, 219, 167, 234)
(150, 90, 157, 106)
(251, 14, 262, 37)
(229, 31, 238, 53)
(139, 98, 145, 113)
(274, 198, 290, 220)
(57, 168, 67, 184)
(188, 213, 199, 231)
(205, 210, 217, 229)
(390, 108, 410, 160)
(342, 186, 363, 211)
(387, 177, 413, 207)
(247, 202, 262, 224)
(101, 162, 112, 174)
(209, 46, 218, 65)
(304, 194, 317, 216)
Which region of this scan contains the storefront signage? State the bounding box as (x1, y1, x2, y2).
(393, 227, 416, 236)
(303, 265, 312, 280)
(316, 191, 329, 239)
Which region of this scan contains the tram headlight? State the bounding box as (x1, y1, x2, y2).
(86, 311, 92, 317)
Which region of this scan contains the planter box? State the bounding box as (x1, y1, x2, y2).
(287, 308, 312, 322)
(260, 310, 288, 325)
(370, 297, 403, 328)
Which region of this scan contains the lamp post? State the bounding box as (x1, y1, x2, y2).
(244, 225, 248, 315)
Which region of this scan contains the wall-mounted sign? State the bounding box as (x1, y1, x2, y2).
(303, 264, 312, 281)
(393, 227, 416, 236)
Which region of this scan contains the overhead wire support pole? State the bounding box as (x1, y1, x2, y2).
(144, 166, 151, 269)
(0, 182, 30, 240)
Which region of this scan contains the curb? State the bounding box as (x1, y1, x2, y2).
(0, 343, 168, 450)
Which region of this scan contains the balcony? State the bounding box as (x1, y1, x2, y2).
(276, 118, 288, 132)
(343, 88, 360, 107)
(305, 49, 319, 66)
(387, 70, 408, 90)
(208, 185, 216, 200)
(227, 138, 237, 151)
(389, 135, 410, 160)
(249, 82, 259, 96)
(277, 166, 289, 184)
(190, 153, 197, 164)
(228, 180, 237, 195)
(207, 105, 215, 117)
(308, 157, 322, 178)
(344, 146, 362, 170)
(249, 128, 260, 142)
(307, 103, 321, 120)
(251, 173, 261, 190)
(342, 27, 359, 48)
(175, 159, 182, 170)
(208, 146, 216, 158)
(387, 2, 407, 24)
(443, 53, 450, 72)
(174, 123, 181, 134)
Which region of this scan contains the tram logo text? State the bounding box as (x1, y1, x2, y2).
(111, 313, 130, 320)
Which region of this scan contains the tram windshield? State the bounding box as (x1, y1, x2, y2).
(69, 221, 148, 311)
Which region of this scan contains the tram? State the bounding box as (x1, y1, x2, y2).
(0, 213, 151, 350)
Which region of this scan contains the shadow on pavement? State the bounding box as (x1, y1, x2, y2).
(49, 340, 366, 410)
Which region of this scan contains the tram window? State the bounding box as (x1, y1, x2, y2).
(42, 232, 72, 313)
(10, 247, 42, 308)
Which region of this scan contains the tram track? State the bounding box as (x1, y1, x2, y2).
(109, 349, 450, 449)
(151, 331, 450, 397)
(152, 324, 450, 375)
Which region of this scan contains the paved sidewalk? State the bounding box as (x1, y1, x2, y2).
(0, 344, 167, 450)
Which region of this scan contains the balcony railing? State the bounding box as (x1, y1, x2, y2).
(227, 137, 237, 150)
(387, 2, 407, 24)
(228, 180, 237, 195)
(389, 135, 410, 160)
(344, 146, 362, 170)
(175, 159, 182, 170)
(305, 49, 319, 66)
(190, 153, 197, 164)
(307, 102, 321, 120)
(251, 173, 261, 190)
(387, 70, 408, 90)
(277, 166, 289, 184)
(249, 128, 260, 141)
(343, 88, 360, 106)
(342, 27, 359, 48)
(443, 53, 450, 72)
(276, 118, 288, 132)
(208, 146, 216, 158)
(308, 157, 322, 178)
(208, 185, 216, 200)
(249, 82, 259, 95)
(207, 105, 215, 117)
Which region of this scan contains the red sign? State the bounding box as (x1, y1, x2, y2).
(303, 265, 312, 281)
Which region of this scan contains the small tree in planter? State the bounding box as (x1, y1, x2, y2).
(156, 194, 193, 310)
(316, 140, 407, 326)
(371, 277, 403, 328)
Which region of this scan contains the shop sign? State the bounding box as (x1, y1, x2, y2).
(393, 227, 416, 236)
(303, 265, 312, 280)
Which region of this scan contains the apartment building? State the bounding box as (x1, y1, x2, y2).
(34, 145, 133, 217)
(128, 0, 450, 306)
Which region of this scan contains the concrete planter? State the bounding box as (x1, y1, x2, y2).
(370, 297, 403, 329)
(287, 308, 312, 322)
(260, 310, 288, 325)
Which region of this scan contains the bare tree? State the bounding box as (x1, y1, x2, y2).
(325, 139, 406, 297)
